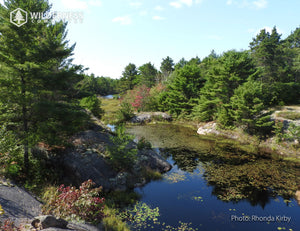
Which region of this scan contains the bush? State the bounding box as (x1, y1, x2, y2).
(80, 95, 104, 118)
(106, 125, 137, 171)
(284, 123, 300, 142)
(116, 102, 134, 123)
(42, 180, 105, 223)
(0, 126, 23, 178)
(137, 137, 152, 150)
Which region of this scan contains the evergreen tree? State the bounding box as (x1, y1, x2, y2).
(249, 27, 285, 83)
(174, 58, 188, 70)
(159, 64, 204, 116)
(230, 81, 274, 135)
(192, 50, 256, 122)
(118, 63, 139, 92)
(160, 56, 174, 79)
(0, 0, 87, 172)
(138, 62, 158, 88)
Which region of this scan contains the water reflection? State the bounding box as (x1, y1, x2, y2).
(159, 146, 298, 207)
(127, 124, 300, 230)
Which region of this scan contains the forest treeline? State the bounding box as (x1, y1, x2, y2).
(104, 26, 300, 136)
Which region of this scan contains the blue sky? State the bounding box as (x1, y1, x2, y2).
(5, 0, 300, 78)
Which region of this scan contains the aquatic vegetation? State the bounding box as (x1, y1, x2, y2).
(121, 202, 160, 229)
(164, 172, 187, 183)
(127, 123, 300, 230)
(204, 159, 299, 203)
(192, 196, 203, 202)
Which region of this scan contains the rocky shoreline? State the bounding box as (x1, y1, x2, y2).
(197, 121, 300, 160)
(0, 123, 172, 230)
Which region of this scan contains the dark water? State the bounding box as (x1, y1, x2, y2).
(126, 124, 300, 231)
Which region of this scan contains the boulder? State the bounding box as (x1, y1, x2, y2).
(31, 215, 104, 230)
(32, 215, 68, 229)
(197, 122, 220, 136)
(137, 149, 172, 173)
(61, 128, 172, 191)
(131, 112, 172, 123)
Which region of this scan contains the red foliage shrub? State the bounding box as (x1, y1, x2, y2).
(43, 180, 105, 223)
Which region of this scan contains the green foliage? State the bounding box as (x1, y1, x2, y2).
(42, 180, 105, 223)
(250, 27, 286, 83)
(273, 120, 285, 143)
(80, 95, 104, 118)
(160, 56, 174, 80)
(121, 202, 160, 230)
(102, 209, 131, 231)
(0, 126, 23, 177)
(118, 63, 139, 93)
(137, 137, 152, 150)
(205, 159, 298, 202)
(138, 62, 158, 88)
(284, 123, 300, 142)
(106, 125, 137, 170)
(192, 50, 255, 123)
(116, 102, 135, 123)
(230, 81, 274, 135)
(159, 64, 204, 117)
(0, 0, 88, 173)
(174, 58, 188, 70)
(76, 74, 118, 97)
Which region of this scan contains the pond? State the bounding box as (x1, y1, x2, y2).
(126, 124, 300, 231)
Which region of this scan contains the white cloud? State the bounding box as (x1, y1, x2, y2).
(226, 0, 268, 10)
(253, 0, 267, 9)
(226, 0, 233, 5)
(155, 5, 164, 11)
(112, 15, 132, 25)
(181, 0, 193, 7)
(61, 0, 102, 9)
(152, 15, 165, 20)
(170, 1, 182, 8)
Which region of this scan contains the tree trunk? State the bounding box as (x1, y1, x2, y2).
(21, 74, 29, 173)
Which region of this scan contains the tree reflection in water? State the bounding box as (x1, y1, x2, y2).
(160, 143, 299, 208)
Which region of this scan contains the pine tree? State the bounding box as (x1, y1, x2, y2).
(159, 64, 204, 116)
(160, 56, 174, 80)
(192, 50, 256, 122)
(0, 0, 87, 173)
(138, 62, 158, 88)
(249, 27, 284, 83)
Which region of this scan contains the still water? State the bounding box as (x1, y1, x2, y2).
(126, 124, 300, 231)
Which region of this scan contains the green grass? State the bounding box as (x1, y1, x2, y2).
(276, 111, 300, 120)
(101, 98, 121, 124)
